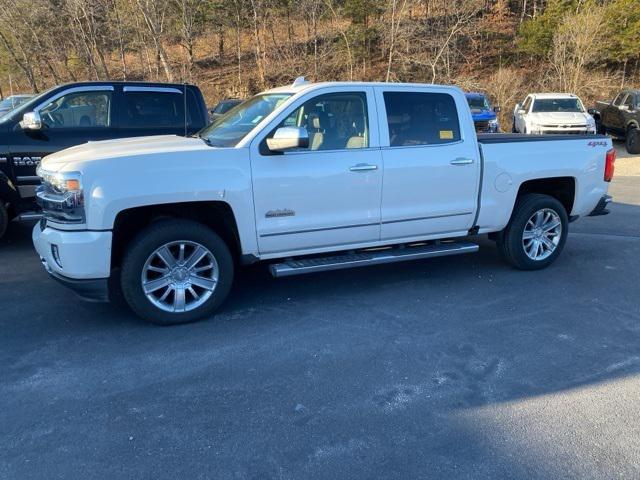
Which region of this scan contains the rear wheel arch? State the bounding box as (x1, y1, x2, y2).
(513, 177, 575, 217)
(111, 201, 242, 270)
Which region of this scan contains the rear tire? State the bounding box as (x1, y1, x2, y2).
(626, 127, 640, 155)
(0, 200, 8, 240)
(496, 194, 568, 270)
(120, 219, 234, 325)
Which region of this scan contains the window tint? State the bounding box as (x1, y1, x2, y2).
(122, 91, 185, 129)
(39, 91, 111, 129)
(383, 92, 460, 147)
(531, 98, 583, 113)
(275, 92, 369, 151)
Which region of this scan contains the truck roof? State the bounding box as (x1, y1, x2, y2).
(529, 93, 579, 99)
(52, 80, 199, 89)
(261, 81, 463, 96)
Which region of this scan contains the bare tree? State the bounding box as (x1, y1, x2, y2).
(136, 0, 174, 81)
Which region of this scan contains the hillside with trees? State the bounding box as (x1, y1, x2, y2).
(0, 0, 638, 125)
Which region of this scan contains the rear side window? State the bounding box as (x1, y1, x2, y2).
(121, 91, 185, 129)
(383, 92, 460, 147)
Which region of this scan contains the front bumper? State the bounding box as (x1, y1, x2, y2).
(589, 195, 613, 217)
(33, 222, 112, 302)
(534, 126, 595, 135)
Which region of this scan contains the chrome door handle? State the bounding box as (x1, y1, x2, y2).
(450, 158, 474, 165)
(349, 163, 378, 172)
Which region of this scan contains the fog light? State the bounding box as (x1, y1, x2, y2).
(51, 244, 62, 268)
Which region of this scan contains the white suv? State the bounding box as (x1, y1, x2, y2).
(513, 93, 596, 135)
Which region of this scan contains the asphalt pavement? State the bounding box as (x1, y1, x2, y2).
(1, 144, 639, 479)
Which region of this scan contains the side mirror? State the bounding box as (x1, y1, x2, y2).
(20, 111, 42, 130)
(587, 108, 598, 116)
(266, 127, 309, 152)
(493, 106, 501, 113)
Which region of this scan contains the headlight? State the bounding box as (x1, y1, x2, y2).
(528, 122, 541, 134)
(36, 167, 85, 223)
(489, 119, 499, 131)
(586, 118, 596, 133)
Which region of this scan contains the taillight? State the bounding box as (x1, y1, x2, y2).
(604, 148, 616, 182)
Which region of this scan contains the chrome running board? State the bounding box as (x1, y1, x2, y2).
(269, 241, 479, 278)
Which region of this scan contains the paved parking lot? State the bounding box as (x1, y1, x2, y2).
(1, 142, 639, 479)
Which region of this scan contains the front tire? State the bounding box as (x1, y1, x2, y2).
(0, 200, 8, 240)
(496, 194, 568, 270)
(626, 127, 640, 155)
(120, 219, 234, 325)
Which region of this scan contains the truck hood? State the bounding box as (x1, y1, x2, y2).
(470, 109, 497, 121)
(41, 135, 210, 171)
(529, 112, 592, 125)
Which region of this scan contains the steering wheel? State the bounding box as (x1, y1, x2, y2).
(45, 111, 63, 127)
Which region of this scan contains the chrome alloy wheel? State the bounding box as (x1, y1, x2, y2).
(522, 208, 562, 261)
(141, 241, 219, 313)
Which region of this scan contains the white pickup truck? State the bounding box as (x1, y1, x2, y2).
(513, 93, 597, 135)
(33, 80, 616, 325)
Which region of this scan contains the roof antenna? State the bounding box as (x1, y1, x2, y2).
(292, 76, 308, 88)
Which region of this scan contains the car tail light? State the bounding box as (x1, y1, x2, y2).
(604, 148, 616, 182)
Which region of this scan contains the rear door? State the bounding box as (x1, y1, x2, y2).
(8, 86, 115, 198)
(251, 87, 383, 255)
(375, 86, 480, 241)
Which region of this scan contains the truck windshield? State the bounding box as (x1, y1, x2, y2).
(532, 98, 584, 113)
(199, 93, 292, 147)
(466, 96, 490, 111)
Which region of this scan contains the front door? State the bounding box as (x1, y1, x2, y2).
(375, 87, 480, 241)
(251, 89, 383, 255)
(8, 87, 115, 198)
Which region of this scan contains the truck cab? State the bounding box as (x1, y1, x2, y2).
(0, 81, 208, 239)
(592, 89, 640, 154)
(32, 80, 614, 325)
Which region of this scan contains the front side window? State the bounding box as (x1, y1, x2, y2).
(383, 91, 460, 147)
(274, 92, 369, 151)
(531, 98, 584, 113)
(39, 91, 111, 129)
(613, 93, 624, 106)
(122, 91, 185, 129)
(623, 95, 635, 109)
(200, 93, 291, 148)
(522, 97, 532, 112)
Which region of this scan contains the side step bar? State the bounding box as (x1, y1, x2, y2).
(269, 241, 479, 278)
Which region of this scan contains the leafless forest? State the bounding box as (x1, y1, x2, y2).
(0, 0, 637, 124)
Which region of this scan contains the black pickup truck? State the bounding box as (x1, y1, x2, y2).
(0, 81, 209, 239)
(590, 89, 640, 154)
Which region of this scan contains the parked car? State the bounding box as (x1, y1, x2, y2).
(33, 79, 615, 325)
(0, 94, 34, 117)
(513, 93, 596, 135)
(0, 81, 208, 240)
(208, 98, 242, 122)
(589, 89, 640, 154)
(465, 92, 500, 133)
